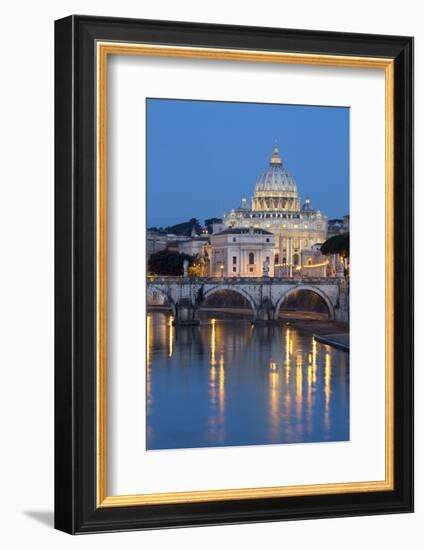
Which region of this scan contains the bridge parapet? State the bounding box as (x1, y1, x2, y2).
(147, 276, 341, 285)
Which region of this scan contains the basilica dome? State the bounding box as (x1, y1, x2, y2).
(254, 145, 298, 194)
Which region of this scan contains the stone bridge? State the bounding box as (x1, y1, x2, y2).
(147, 276, 349, 325)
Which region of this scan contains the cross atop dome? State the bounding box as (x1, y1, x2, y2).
(270, 143, 282, 165)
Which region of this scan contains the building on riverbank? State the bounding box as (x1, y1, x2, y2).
(146, 231, 167, 258)
(327, 214, 349, 238)
(209, 226, 275, 278)
(147, 145, 348, 280)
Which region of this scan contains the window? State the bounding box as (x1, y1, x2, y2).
(293, 254, 299, 266)
(249, 267, 254, 272)
(232, 256, 237, 264)
(282, 257, 286, 264)
(266, 238, 270, 242)
(274, 254, 279, 264)
(233, 237, 237, 242)
(233, 267, 237, 272)
(266, 256, 270, 263)
(249, 252, 254, 265)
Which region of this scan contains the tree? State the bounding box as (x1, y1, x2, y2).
(165, 218, 202, 236)
(148, 250, 194, 276)
(320, 232, 349, 257)
(147, 226, 166, 234)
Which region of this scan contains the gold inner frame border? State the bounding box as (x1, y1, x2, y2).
(96, 42, 394, 508)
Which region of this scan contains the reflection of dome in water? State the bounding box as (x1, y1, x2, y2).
(254, 144, 298, 194)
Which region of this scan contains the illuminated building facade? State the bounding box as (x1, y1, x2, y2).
(222, 145, 328, 277)
(209, 227, 275, 278)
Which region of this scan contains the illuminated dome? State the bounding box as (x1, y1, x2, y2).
(254, 145, 298, 194)
(252, 144, 300, 212)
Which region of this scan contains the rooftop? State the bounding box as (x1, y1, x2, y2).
(214, 227, 273, 236)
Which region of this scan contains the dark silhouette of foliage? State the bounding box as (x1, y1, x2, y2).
(321, 232, 349, 257)
(165, 218, 202, 236)
(147, 226, 166, 234)
(148, 250, 194, 276)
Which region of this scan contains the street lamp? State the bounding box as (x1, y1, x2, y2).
(220, 264, 224, 279)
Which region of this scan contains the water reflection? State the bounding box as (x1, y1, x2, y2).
(146, 312, 349, 450)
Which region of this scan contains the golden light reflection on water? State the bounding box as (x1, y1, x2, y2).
(285, 328, 290, 364)
(146, 313, 349, 449)
(282, 328, 292, 439)
(146, 315, 152, 419)
(285, 328, 291, 384)
(269, 364, 280, 442)
(207, 320, 226, 442)
(219, 354, 225, 421)
(168, 316, 174, 357)
(208, 362, 226, 441)
(210, 318, 216, 367)
(324, 348, 332, 434)
(295, 352, 303, 437)
(307, 362, 313, 434)
(147, 314, 152, 366)
(210, 364, 216, 402)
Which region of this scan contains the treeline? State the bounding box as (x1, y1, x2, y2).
(148, 250, 194, 276)
(148, 217, 222, 236)
(320, 232, 349, 257)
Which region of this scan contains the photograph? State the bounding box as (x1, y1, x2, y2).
(50, 10, 413, 536)
(146, 98, 350, 451)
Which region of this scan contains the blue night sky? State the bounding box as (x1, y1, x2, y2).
(147, 98, 349, 228)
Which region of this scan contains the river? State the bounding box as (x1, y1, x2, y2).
(146, 311, 349, 450)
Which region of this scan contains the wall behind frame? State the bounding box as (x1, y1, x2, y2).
(0, 1, 419, 548)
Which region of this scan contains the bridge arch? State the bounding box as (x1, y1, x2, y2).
(147, 284, 176, 316)
(274, 285, 335, 320)
(201, 285, 258, 316)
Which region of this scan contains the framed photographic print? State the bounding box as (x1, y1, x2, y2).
(54, 15, 413, 533)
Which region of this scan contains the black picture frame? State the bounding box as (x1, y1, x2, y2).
(55, 15, 413, 534)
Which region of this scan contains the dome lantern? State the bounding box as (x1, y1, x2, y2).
(270, 143, 282, 165)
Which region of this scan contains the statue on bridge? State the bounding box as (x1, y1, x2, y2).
(262, 257, 270, 278)
(183, 258, 189, 278)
